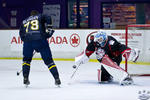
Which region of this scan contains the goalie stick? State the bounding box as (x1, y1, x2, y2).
(17, 51, 36, 76)
(68, 50, 89, 85)
(68, 64, 80, 85)
(70, 64, 80, 79)
(68, 59, 83, 85)
(69, 51, 88, 79)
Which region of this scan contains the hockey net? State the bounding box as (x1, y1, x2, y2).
(125, 24, 150, 76)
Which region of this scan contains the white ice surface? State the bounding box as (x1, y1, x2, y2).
(0, 59, 150, 100)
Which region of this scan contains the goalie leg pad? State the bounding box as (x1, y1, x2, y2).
(97, 69, 101, 83)
(100, 54, 131, 84)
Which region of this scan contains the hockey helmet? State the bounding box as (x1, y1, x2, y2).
(94, 31, 107, 47)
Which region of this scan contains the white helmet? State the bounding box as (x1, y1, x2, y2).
(94, 31, 107, 47)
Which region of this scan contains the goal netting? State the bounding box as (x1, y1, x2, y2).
(125, 24, 150, 76)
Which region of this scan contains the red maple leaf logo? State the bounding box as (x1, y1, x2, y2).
(70, 34, 80, 47)
(72, 36, 78, 44)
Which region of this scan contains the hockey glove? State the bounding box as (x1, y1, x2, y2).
(45, 23, 55, 38)
(47, 28, 55, 35)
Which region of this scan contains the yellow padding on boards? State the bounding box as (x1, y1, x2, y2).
(49, 65, 56, 70)
(0, 57, 150, 66)
(22, 63, 30, 66)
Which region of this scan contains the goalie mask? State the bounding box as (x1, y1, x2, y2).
(94, 31, 107, 47)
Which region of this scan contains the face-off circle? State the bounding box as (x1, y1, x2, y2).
(70, 33, 80, 47)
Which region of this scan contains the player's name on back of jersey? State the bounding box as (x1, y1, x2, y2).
(23, 16, 39, 24)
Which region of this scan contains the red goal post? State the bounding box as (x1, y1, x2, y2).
(125, 24, 150, 76)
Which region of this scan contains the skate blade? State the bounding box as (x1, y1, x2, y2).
(24, 84, 29, 88)
(120, 81, 134, 86)
(55, 84, 61, 88)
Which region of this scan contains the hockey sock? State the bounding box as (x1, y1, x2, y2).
(48, 64, 59, 79)
(22, 62, 30, 78)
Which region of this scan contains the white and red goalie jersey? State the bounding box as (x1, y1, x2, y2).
(75, 35, 139, 66)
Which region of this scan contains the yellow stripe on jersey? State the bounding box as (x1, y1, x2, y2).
(49, 65, 56, 70)
(22, 63, 30, 66)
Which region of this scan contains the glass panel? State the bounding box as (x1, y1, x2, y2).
(103, 4, 136, 29)
(68, 0, 76, 28)
(68, 0, 88, 28)
(145, 4, 150, 24)
(102, 3, 150, 29)
(80, 1, 88, 28)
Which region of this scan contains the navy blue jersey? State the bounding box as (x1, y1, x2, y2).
(19, 14, 52, 41)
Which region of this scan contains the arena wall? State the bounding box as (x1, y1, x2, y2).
(0, 29, 150, 62)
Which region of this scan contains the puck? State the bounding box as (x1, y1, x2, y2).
(72, 65, 76, 68)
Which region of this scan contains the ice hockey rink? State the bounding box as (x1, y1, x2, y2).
(0, 59, 150, 100)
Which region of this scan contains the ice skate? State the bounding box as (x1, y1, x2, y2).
(107, 76, 113, 83)
(99, 76, 113, 84)
(23, 77, 30, 87)
(120, 76, 133, 86)
(55, 78, 61, 87)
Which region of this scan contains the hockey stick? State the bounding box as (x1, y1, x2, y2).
(68, 63, 82, 85)
(70, 64, 80, 79)
(17, 69, 22, 76)
(68, 51, 88, 84)
(17, 51, 36, 76)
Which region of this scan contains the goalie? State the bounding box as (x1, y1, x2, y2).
(74, 31, 140, 85)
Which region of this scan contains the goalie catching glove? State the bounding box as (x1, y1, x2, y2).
(122, 48, 140, 62)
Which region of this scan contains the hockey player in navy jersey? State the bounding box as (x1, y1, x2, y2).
(74, 31, 140, 85)
(19, 10, 61, 86)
